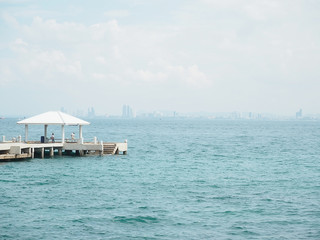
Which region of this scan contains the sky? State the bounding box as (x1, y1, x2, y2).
(0, 0, 319, 116)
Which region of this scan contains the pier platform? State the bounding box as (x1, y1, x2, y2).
(0, 141, 127, 161)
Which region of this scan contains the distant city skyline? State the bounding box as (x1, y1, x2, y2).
(1, 1, 319, 116)
(3, 106, 318, 121)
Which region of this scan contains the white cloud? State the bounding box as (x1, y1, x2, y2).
(96, 56, 107, 65)
(133, 69, 167, 83)
(21, 16, 87, 43)
(10, 38, 28, 53)
(92, 73, 106, 80)
(13, 38, 28, 46)
(122, 63, 211, 88)
(2, 12, 19, 28)
(0, 65, 13, 86)
(5, 38, 83, 85)
(185, 65, 210, 87)
(167, 65, 211, 87)
(243, 1, 285, 21)
(104, 10, 130, 19)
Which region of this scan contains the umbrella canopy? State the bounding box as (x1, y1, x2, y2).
(17, 111, 90, 126)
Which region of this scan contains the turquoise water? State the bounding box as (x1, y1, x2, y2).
(1, 119, 319, 239)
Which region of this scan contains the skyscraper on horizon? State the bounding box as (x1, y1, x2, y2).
(122, 105, 135, 118)
(88, 107, 95, 118)
(296, 109, 302, 119)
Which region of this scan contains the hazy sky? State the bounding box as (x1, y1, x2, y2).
(1, 0, 319, 116)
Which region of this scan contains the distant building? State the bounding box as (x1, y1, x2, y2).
(88, 107, 95, 118)
(122, 105, 135, 118)
(231, 112, 240, 119)
(296, 109, 302, 119)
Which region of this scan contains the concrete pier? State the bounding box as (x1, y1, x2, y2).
(0, 141, 128, 161)
(1, 111, 128, 161)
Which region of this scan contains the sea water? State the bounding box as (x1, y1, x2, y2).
(0, 118, 319, 239)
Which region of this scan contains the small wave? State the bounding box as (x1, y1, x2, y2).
(222, 210, 236, 215)
(262, 198, 273, 202)
(29, 179, 60, 185)
(229, 226, 260, 236)
(210, 196, 233, 200)
(191, 179, 206, 183)
(0, 179, 17, 183)
(113, 215, 159, 224)
(138, 206, 148, 210)
(212, 154, 227, 158)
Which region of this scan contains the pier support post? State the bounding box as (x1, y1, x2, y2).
(58, 149, 62, 156)
(31, 148, 34, 159)
(50, 147, 54, 157)
(123, 151, 127, 155)
(65, 150, 72, 155)
(79, 125, 83, 140)
(61, 125, 65, 143)
(76, 150, 84, 156)
(25, 125, 28, 142)
(44, 125, 48, 141)
(41, 148, 44, 159)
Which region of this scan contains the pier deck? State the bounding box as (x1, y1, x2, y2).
(0, 141, 127, 161)
(0, 142, 63, 151)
